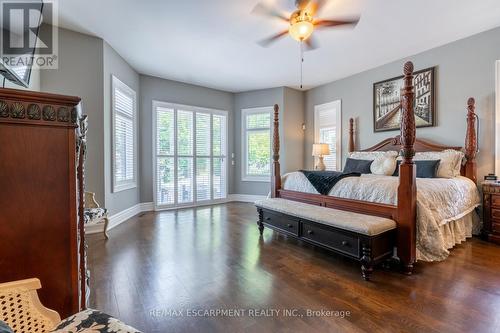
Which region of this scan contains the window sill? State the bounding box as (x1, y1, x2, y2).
(112, 182, 137, 193)
(241, 176, 270, 182)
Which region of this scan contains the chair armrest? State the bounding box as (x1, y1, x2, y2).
(0, 278, 61, 331)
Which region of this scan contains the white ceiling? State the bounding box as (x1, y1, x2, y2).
(56, 0, 500, 92)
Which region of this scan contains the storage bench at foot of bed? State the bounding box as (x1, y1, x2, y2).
(255, 198, 397, 280)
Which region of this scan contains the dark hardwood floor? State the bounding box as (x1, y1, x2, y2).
(88, 202, 500, 333)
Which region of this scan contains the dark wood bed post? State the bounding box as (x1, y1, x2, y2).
(464, 98, 478, 183)
(271, 104, 281, 198)
(348, 118, 355, 153)
(397, 61, 417, 274)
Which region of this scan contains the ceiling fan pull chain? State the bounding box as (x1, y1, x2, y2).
(300, 41, 304, 89)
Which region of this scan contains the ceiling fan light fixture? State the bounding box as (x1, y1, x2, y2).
(288, 9, 314, 42)
(289, 20, 314, 41)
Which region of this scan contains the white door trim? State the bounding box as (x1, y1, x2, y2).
(314, 100, 342, 171)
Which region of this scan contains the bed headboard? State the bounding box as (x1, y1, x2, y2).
(348, 98, 478, 183)
(359, 135, 462, 152)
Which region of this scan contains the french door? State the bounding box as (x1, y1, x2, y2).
(153, 101, 228, 208)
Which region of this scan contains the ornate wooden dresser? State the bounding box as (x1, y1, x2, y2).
(0, 88, 88, 318)
(482, 181, 500, 244)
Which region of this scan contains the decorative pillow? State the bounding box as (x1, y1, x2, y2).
(393, 160, 441, 178)
(369, 151, 398, 176)
(411, 150, 463, 178)
(452, 150, 465, 176)
(349, 151, 399, 161)
(343, 158, 373, 174)
(0, 321, 13, 333)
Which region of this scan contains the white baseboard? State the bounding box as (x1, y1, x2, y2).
(86, 194, 265, 234)
(108, 202, 154, 230)
(85, 202, 154, 235)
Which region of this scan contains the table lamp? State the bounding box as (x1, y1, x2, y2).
(312, 143, 330, 171)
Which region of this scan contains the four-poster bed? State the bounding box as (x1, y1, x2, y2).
(262, 61, 478, 274)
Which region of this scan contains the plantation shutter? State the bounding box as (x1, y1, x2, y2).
(113, 76, 136, 191)
(154, 102, 227, 207)
(156, 107, 175, 205)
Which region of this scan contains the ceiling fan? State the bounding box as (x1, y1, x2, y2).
(253, 0, 360, 50)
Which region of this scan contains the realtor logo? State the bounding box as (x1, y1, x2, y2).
(1, 0, 58, 69)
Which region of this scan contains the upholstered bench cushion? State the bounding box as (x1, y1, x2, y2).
(50, 309, 141, 333)
(255, 198, 396, 236)
(84, 207, 107, 224)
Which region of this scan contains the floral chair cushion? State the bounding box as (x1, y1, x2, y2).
(0, 321, 13, 333)
(83, 207, 107, 224)
(50, 309, 141, 333)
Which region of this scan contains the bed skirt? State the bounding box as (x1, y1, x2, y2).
(417, 210, 481, 262)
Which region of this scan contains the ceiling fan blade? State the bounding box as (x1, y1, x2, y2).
(252, 2, 289, 22)
(307, 0, 328, 16)
(314, 17, 360, 28)
(295, 0, 311, 10)
(304, 35, 319, 51)
(257, 30, 289, 47)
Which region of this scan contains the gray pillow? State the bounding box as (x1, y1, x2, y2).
(343, 158, 373, 174)
(393, 160, 440, 178)
(0, 321, 13, 333)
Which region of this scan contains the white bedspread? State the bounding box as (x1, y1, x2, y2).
(282, 172, 481, 261)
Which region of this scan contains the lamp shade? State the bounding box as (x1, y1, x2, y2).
(312, 143, 330, 156)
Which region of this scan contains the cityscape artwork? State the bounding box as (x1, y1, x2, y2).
(373, 67, 435, 132)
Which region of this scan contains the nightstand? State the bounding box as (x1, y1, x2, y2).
(482, 181, 500, 244)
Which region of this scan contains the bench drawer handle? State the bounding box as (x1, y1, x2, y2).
(265, 217, 271, 221)
(287, 224, 293, 229)
(341, 241, 349, 246)
(307, 230, 313, 235)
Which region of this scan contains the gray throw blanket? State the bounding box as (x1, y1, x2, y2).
(299, 170, 361, 195)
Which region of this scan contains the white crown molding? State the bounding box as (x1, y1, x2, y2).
(84, 195, 266, 235)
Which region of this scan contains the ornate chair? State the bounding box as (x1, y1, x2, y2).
(0, 278, 142, 332)
(84, 192, 109, 239)
(0, 278, 61, 332)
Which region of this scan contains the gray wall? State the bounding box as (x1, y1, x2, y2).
(38, 25, 500, 213)
(233, 88, 284, 195)
(40, 27, 105, 204)
(103, 41, 141, 214)
(283, 87, 305, 173)
(305, 26, 500, 183)
(139, 75, 234, 203)
(232, 87, 305, 196)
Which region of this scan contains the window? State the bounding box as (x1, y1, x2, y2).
(112, 76, 137, 192)
(242, 107, 272, 182)
(154, 101, 227, 208)
(314, 100, 342, 171)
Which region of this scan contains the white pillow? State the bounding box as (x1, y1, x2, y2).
(370, 152, 398, 175)
(349, 151, 398, 161)
(402, 150, 464, 178)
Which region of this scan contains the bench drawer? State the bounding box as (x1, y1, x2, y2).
(262, 210, 299, 236)
(302, 222, 360, 257)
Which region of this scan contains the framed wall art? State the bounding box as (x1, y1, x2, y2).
(373, 67, 435, 132)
